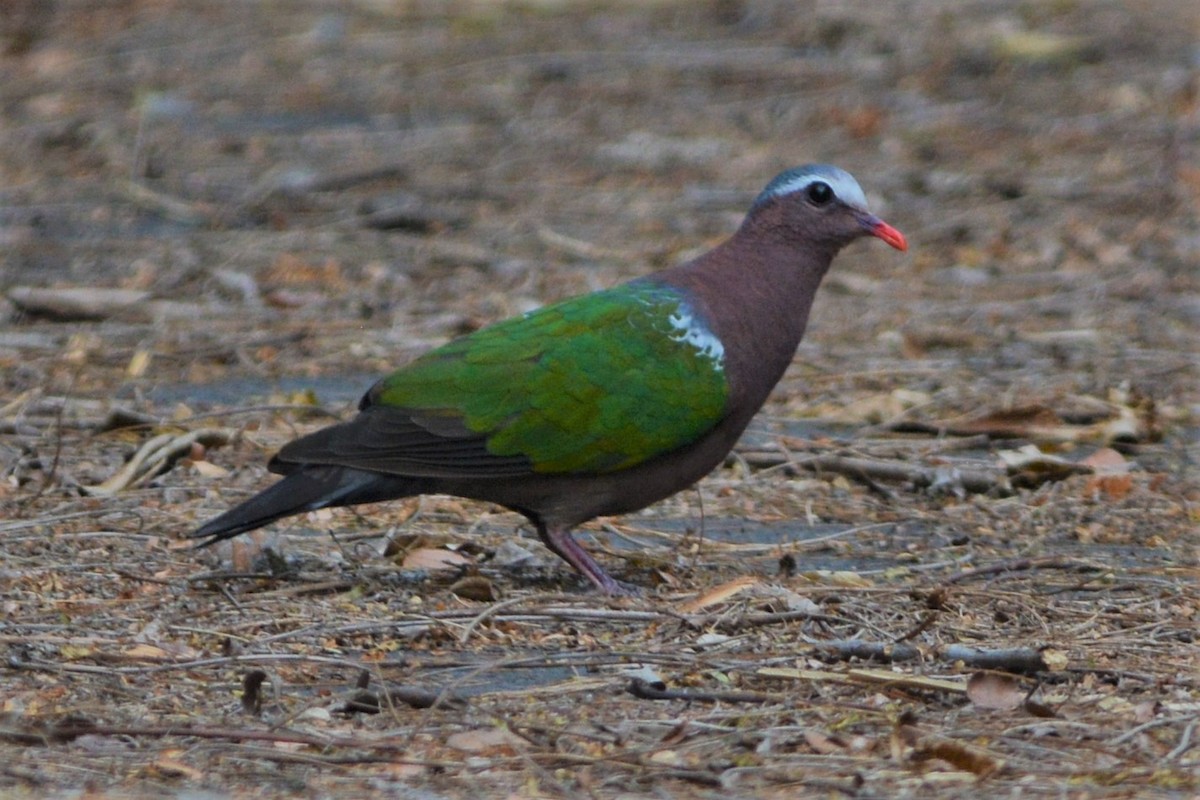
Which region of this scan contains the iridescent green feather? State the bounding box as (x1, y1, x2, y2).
(373, 281, 729, 474)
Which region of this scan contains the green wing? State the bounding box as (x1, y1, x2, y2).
(369, 281, 729, 474)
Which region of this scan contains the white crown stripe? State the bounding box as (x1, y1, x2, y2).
(755, 164, 869, 211)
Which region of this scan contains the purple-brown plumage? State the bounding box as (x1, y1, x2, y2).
(192, 164, 907, 594)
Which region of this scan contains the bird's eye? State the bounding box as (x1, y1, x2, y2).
(807, 181, 834, 205)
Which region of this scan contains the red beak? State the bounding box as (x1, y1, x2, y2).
(856, 211, 908, 251)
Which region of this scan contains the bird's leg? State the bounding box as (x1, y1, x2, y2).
(536, 523, 632, 596)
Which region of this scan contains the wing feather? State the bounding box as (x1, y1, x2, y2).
(276, 282, 729, 479)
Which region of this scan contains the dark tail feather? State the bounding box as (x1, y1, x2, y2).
(190, 466, 419, 547)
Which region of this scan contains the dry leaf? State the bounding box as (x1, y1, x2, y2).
(694, 632, 732, 647)
(928, 397, 1157, 445)
(266, 288, 326, 308)
(778, 590, 821, 614)
(382, 526, 440, 558)
(59, 645, 94, 661)
(402, 547, 471, 572)
(803, 729, 847, 754)
(1024, 700, 1059, 718)
(122, 644, 170, 660)
(263, 253, 345, 288)
(144, 751, 203, 781)
(1083, 473, 1134, 501)
(221, 531, 279, 573)
(1040, 648, 1069, 672)
(1079, 446, 1134, 500)
(449, 575, 498, 601)
(648, 749, 683, 766)
(446, 727, 527, 753)
(1098, 695, 1135, 715)
(955, 405, 1073, 439)
(832, 389, 930, 424)
(379, 763, 426, 779)
(807, 570, 873, 588)
(1080, 448, 1132, 496)
(8, 286, 152, 321)
(659, 720, 691, 746)
(891, 723, 922, 761)
(966, 672, 1026, 710)
(997, 444, 1092, 487)
(191, 459, 230, 479)
(297, 707, 332, 723)
(993, 30, 1091, 66)
(677, 576, 758, 613)
(915, 739, 1002, 777)
(1079, 447, 1129, 473)
(1133, 700, 1161, 724)
(126, 349, 153, 378)
(998, 444, 1076, 472)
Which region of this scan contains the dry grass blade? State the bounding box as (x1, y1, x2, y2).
(81, 428, 233, 496)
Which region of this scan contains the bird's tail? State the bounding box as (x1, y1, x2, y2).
(189, 465, 419, 547)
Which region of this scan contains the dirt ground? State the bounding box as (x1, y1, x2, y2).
(1, 1, 1198, 798)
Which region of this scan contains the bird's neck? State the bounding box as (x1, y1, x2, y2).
(656, 222, 839, 418)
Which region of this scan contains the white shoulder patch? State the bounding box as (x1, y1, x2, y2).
(667, 302, 725, 368)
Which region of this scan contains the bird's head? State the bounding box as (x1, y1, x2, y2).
(748, 164, 907, 252)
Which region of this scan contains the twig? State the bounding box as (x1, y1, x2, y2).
(0, 509, 148, 533)
(0, 764, 46, 785)
(804, 639, 1057, 674)
(938, 644, 1050, 674)
(713, 609, 857, 632)
(626, 677, 778, 704)
(118, 180, 212, 225)
(1166, 716, 1198, 761)
(7, 651, 370, 676)
(895, 611, 939, 643)
(338, 684, 468, 714)
(174, 403, 346, 425)
(1108, 715, 1200, 747)
(458, 593, 579, 644)
(298, 163, 409, 193)
(34, 378, 68, 501)
(251, 579, 360, 598)
(81, 428, 234, 496)
(732, 449, 1009, 495)
(944, 557, 1104, 585)
(814, 639, 922, 663)
(526, 751, 724, 786)
(1, 717, 457, 767)
(205, 744, 427, 767)
(113, 570, 178, 586)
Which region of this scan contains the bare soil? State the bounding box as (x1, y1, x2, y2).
(1, 1, 1197, 798)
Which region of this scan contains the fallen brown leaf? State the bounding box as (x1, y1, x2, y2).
(677, 575, 758, 613)
(446, 727, 527, 753)
(914, 738, 1002, 777)
(1083, 473, 1134, 501)
(803, 729, 847, 754)
(1079, 447, 1129, 472)
(966, 671, 1026, 710)
(402, 547, 471, 572)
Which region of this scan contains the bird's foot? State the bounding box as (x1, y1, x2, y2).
(540, 525, 636, 597)
(593, 573, 642, 598)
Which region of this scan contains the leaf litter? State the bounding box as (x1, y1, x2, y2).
(1, 1, 1198, 798)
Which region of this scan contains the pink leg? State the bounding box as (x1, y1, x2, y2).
(538, 524, 634, 596)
